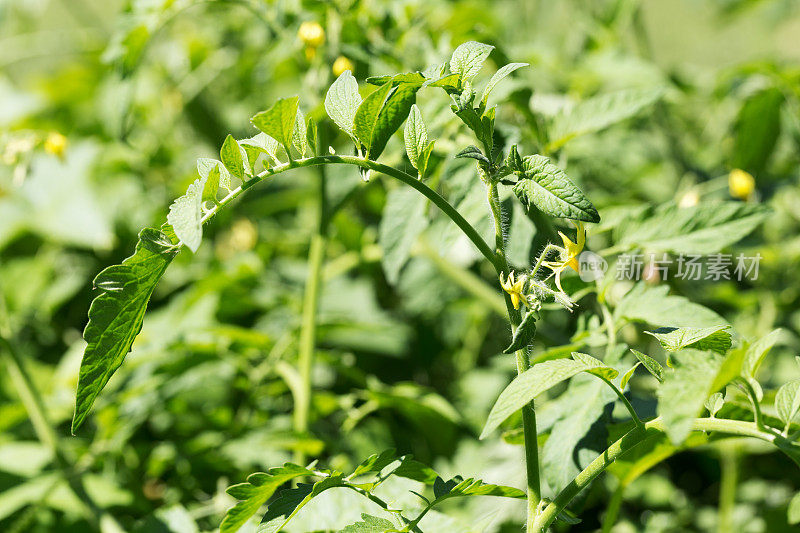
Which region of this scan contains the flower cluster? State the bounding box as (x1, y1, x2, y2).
(500, 220, 587, 313)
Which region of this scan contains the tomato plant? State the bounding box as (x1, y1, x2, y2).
(2, 1, 800, 532)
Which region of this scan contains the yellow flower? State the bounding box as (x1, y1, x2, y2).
(558, 221, 585, 273)
(44, 132, 67, 158)
(332, 56, 354, 77)
(541, 220, 585, 294)
(298, 21, 325, 48)
(729, 169, 755, 200)
(500, 271, 528, 310)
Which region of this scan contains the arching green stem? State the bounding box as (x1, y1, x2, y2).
(201, 155, 497, 268)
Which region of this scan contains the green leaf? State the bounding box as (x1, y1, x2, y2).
(776, 380, 800, 427)
(198, 161, 220, 203)
(621, 362, 640, 389)
(404, 104, 428, 171)
(449, 41, 494, 83)
(732, 87, 783, 175)
(630, 349, 664, 382)
(504, 309, 537, 354)
(512, 155, 600, 222)
(349, 449, 398, 478)
(251, 96, 299, 152)
(220, 134, 246, 180)
(481, 62, 528, 105)
(379, 187, 429, 284)
(354, 82, 393, 154)
(481, 353, 615, 439)
(789, 492, 800, 525)
(742, 328, 782, 379)
(573, 352, 620, 380)
(614, 283, 726, 328)
(356, 82, 423, 161)
(306, 116, 318, 155)
(72, 228, 179, 433)
(657, 349, 725, 445)
(548, 87, 663, 151)
(260, 475, 346, 533)
(418, 141, 434, 178)
(646, 325, 731, 355)
(239, 133, 282, 166)
(542, 375, 615, 491)
(197, 157, 231, 193)
(615, 202, 770, 254)
(340, 514, 397, 533)
(366, 72, 427, 86)
(220, 463, 312, 533)
(705, 392, 725, 416)
(292, 108, 307, 157)
(167, 177, 206, 253)
(390, 457, 439, 484)
(429, 476, 525, 505)
(325, 70, 362, 140)
(455, 145, 490, 165)
(424, 73, 460, 91)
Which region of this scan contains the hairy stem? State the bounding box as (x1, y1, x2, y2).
(201, 155, 497, 268)
(532, 417, 794, 531)
(486, 182, 541, 529)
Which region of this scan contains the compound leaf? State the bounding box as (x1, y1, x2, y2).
(512, 155, 599, 222)
(72, 228, 179, 433)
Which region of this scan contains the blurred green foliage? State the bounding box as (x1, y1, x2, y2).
(1, 0, 800, 531)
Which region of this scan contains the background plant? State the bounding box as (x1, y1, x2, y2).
(2, 1, 800, 532)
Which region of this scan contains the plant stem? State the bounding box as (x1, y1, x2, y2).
(485, 182, 541, 529)
(532, 417, 793, 531)
(717, 442, 738, 533)
(201, 155, 497, 269)
(293, 166, 328, 466)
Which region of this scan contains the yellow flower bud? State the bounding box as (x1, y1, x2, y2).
(729, 169, 755, 200)
(332, 56, 354, 77)
(298, 21, 325, 48)
(44, 132, 67, 158)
